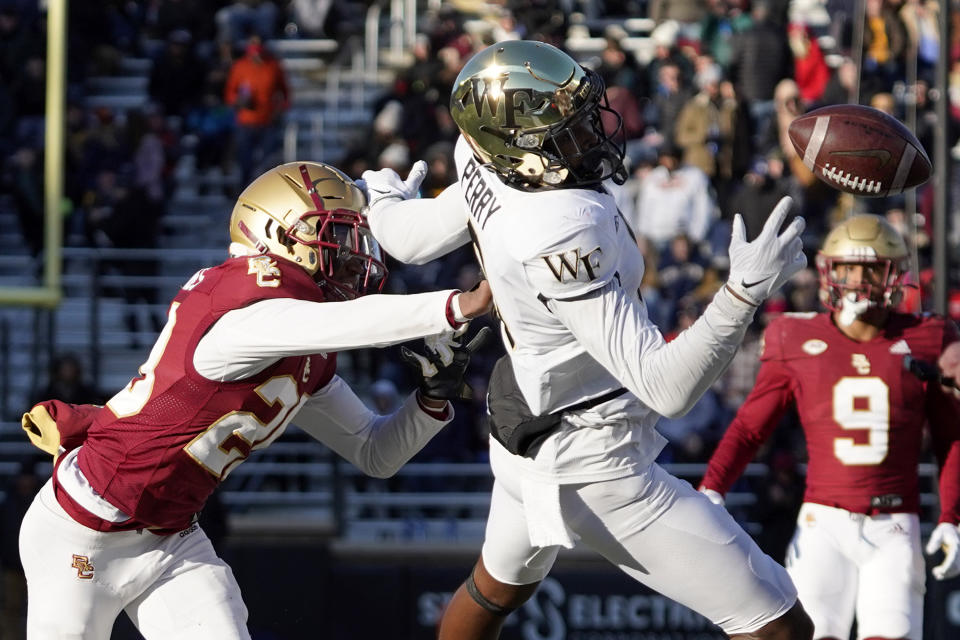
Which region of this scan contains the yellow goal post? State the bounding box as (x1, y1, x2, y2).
(0, 0, 66, 308)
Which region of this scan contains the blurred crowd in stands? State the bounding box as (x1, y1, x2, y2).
(2, 0, 960, 554)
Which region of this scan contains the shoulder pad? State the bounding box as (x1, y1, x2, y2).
(180, 257, 325, 313)
(759, 319, 784, 362)
(521, 209, 618, 300)
(911, 312, 959, 347)
(760, 314, 811, 361)
(762, 312, 834, 361)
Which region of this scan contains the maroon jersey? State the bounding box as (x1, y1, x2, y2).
(702, 312, 960, 523)
(55, 256, 337, 532)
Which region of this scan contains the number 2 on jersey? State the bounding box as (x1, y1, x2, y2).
(832, 376, 890, 465)
(185, 376, 306, 479)
(107, 301, 306, 479)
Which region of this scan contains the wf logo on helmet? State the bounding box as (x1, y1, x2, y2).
(71, 554, 94, 579)
(458, 76, 552, 128)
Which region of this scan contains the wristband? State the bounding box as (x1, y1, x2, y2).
(445, 291, 465, 329)
(416, 391, 451, 420)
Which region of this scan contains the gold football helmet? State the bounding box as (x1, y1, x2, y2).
(816, 214, 910, 310)
(229, 162, 387, 299)
(450, 40, 626, 188)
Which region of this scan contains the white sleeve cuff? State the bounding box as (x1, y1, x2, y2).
(450, 293, 469, 323)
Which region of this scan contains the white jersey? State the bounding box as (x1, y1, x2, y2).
(457, 139, 646, 412)
(368, 135, 758, 485)
(453, 137, 666, 483)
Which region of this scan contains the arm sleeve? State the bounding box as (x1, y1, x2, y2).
(700, 357, 796, 495)
(366, 184, 472, 265)
(194, 290, 456, 381)
(929, 320, 960, 524)
(926, 387, 960, 524)
(292, 376, 450, 478)
(548, 282, 757, 418)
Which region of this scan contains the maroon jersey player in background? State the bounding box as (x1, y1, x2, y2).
(699, 214, 960, 640)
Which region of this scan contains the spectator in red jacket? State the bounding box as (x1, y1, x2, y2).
(788, 23, 829, 105)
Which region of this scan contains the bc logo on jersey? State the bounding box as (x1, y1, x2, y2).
(247, 256, 282, 288)
(71, 554, 94, 579)
(542, 247, 603, 283)
(852, 353, 871, 374)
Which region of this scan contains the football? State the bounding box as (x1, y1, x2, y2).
(787, 104, 931, 197)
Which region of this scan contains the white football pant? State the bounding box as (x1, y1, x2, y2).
(19, 479, 249, 639)
(482, 461, 798, 636)
(786, 502, 924, 640)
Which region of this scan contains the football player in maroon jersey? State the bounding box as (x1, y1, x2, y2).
(16, 161, 492, 639)
(699, 214, 960, 640)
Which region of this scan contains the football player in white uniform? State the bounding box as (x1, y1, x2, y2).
(18, 161, 492, 639)
(360, 41, 813, 640)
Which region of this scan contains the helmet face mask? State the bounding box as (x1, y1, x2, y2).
(315, 213, 387, 300)
(815, 214, 910, 314)
(538, 92, 626, 185)
(819, 259, 903, 308)
(230, 162, 387, 299)
(451, 40, 626, 188)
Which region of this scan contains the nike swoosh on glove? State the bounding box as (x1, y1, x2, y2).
(726, 196, 807, 307)
(357, 160, 428, 212)
(926, 522, 960, 580)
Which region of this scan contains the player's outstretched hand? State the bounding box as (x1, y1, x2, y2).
(726, 196, 807, 307)
(938, 342, 960, 399)
(357, 160, 428, 212)
(926, 522, 960, 580)
(402, 326, 493, 401)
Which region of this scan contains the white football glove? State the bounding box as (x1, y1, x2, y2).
(699, 487, 725, 507)
(726, 196, 807, 307)
(357, 160, 428, 212)
(925, 522, 960, 580)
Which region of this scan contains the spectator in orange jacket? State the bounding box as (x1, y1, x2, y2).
(224, 36, 290, 188)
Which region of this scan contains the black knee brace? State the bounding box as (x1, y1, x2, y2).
(464, 567, 517, 617)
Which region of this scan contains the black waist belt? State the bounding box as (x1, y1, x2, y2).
(487, 355, 629, 458)
(555, 387, 628, 414)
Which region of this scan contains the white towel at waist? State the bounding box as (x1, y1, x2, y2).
(520, 477, 577, 549)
